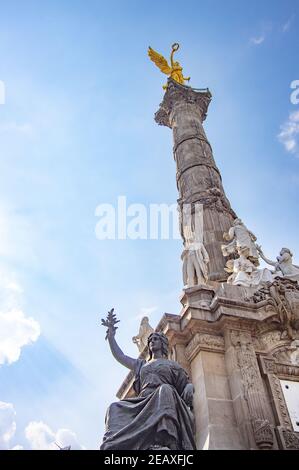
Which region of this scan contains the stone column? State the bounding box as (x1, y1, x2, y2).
(155, 79, 236, 281)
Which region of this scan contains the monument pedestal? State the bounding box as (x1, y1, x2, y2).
(117, 282, 299, 450)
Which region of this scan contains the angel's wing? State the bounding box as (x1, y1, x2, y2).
(148, 47, 172, 75)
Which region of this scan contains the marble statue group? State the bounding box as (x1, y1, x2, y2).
(179, 213, 299, 289)
(220, 218, 299, 287)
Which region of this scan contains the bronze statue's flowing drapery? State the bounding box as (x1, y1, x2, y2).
(100, 358, 196, 450)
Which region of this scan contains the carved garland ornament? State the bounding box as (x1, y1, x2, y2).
(247, 278, 299, 340)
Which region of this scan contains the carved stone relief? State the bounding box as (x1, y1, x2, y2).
(186, 333, 224, 361)
(259, 357, 294, 431)
(247, 278, 299, 340)
(280, 429, 299, 449)
(272, 341, 299, 366)
(229, 330, 274, 449)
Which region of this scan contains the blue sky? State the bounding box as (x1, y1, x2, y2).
(0, 0, 298, 449)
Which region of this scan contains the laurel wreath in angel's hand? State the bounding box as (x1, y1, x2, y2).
(101, 308, 120, 340)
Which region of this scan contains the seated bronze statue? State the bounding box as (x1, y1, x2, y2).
(100, 309, 196, 450)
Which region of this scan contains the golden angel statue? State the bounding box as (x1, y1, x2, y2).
(148, 43, 190, 89)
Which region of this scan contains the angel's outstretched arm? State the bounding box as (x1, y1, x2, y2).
(183, 76, 190, 81)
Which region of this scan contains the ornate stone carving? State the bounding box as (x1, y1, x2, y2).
(252, 336, 263, 351)
(196, 334, 224, 349)
(192, 187, 236, 217)
(290, 340, 299, 365)
(229, 330, 274, 449)
(245, 286, 275, 307)
(274, 377, 292, 427)
(281, 429, 299, 449)
(177, 181, 236, 218)
(275, 363, 299, 378)
(262, 358, 277, 374)
(247, 278, 299, 340)
(252, 419, 274, 450)
(257, 246, 299, 282)
(224, 248, 273, 287)
(263, 368, 293, 429)
(260, 330, 282, 349)
(272, 340, 299, 365)
(154, 78, 212, 128)
(231, 331, 260, 389)
(186, 333, 224, 361)
(221, 219, 274, 287)
(222, 218, 259, 264)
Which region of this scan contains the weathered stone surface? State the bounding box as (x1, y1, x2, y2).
(190, 350, 245, 449)
(155, 79, 236, 281)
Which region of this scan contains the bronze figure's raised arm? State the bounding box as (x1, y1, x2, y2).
(101, 308, 137, 370)
(100, 309, 196, 450)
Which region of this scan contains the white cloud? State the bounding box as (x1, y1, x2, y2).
(0, 309, 40, 365)
(282, 15, 295, 33)
(0, 409, 83, 450)
(56, 428, 84, 450)
(25, 421, 84, 450)
(0, 402, 17, 450)
(25, 421, 56, 450)
(250, 35, 265, 45)
(278, 111, 299, 157)
(0, 257, 40, 366)
(250, 22, 273, 46)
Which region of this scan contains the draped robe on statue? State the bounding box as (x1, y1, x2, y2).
(100, 358, 196, 450)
